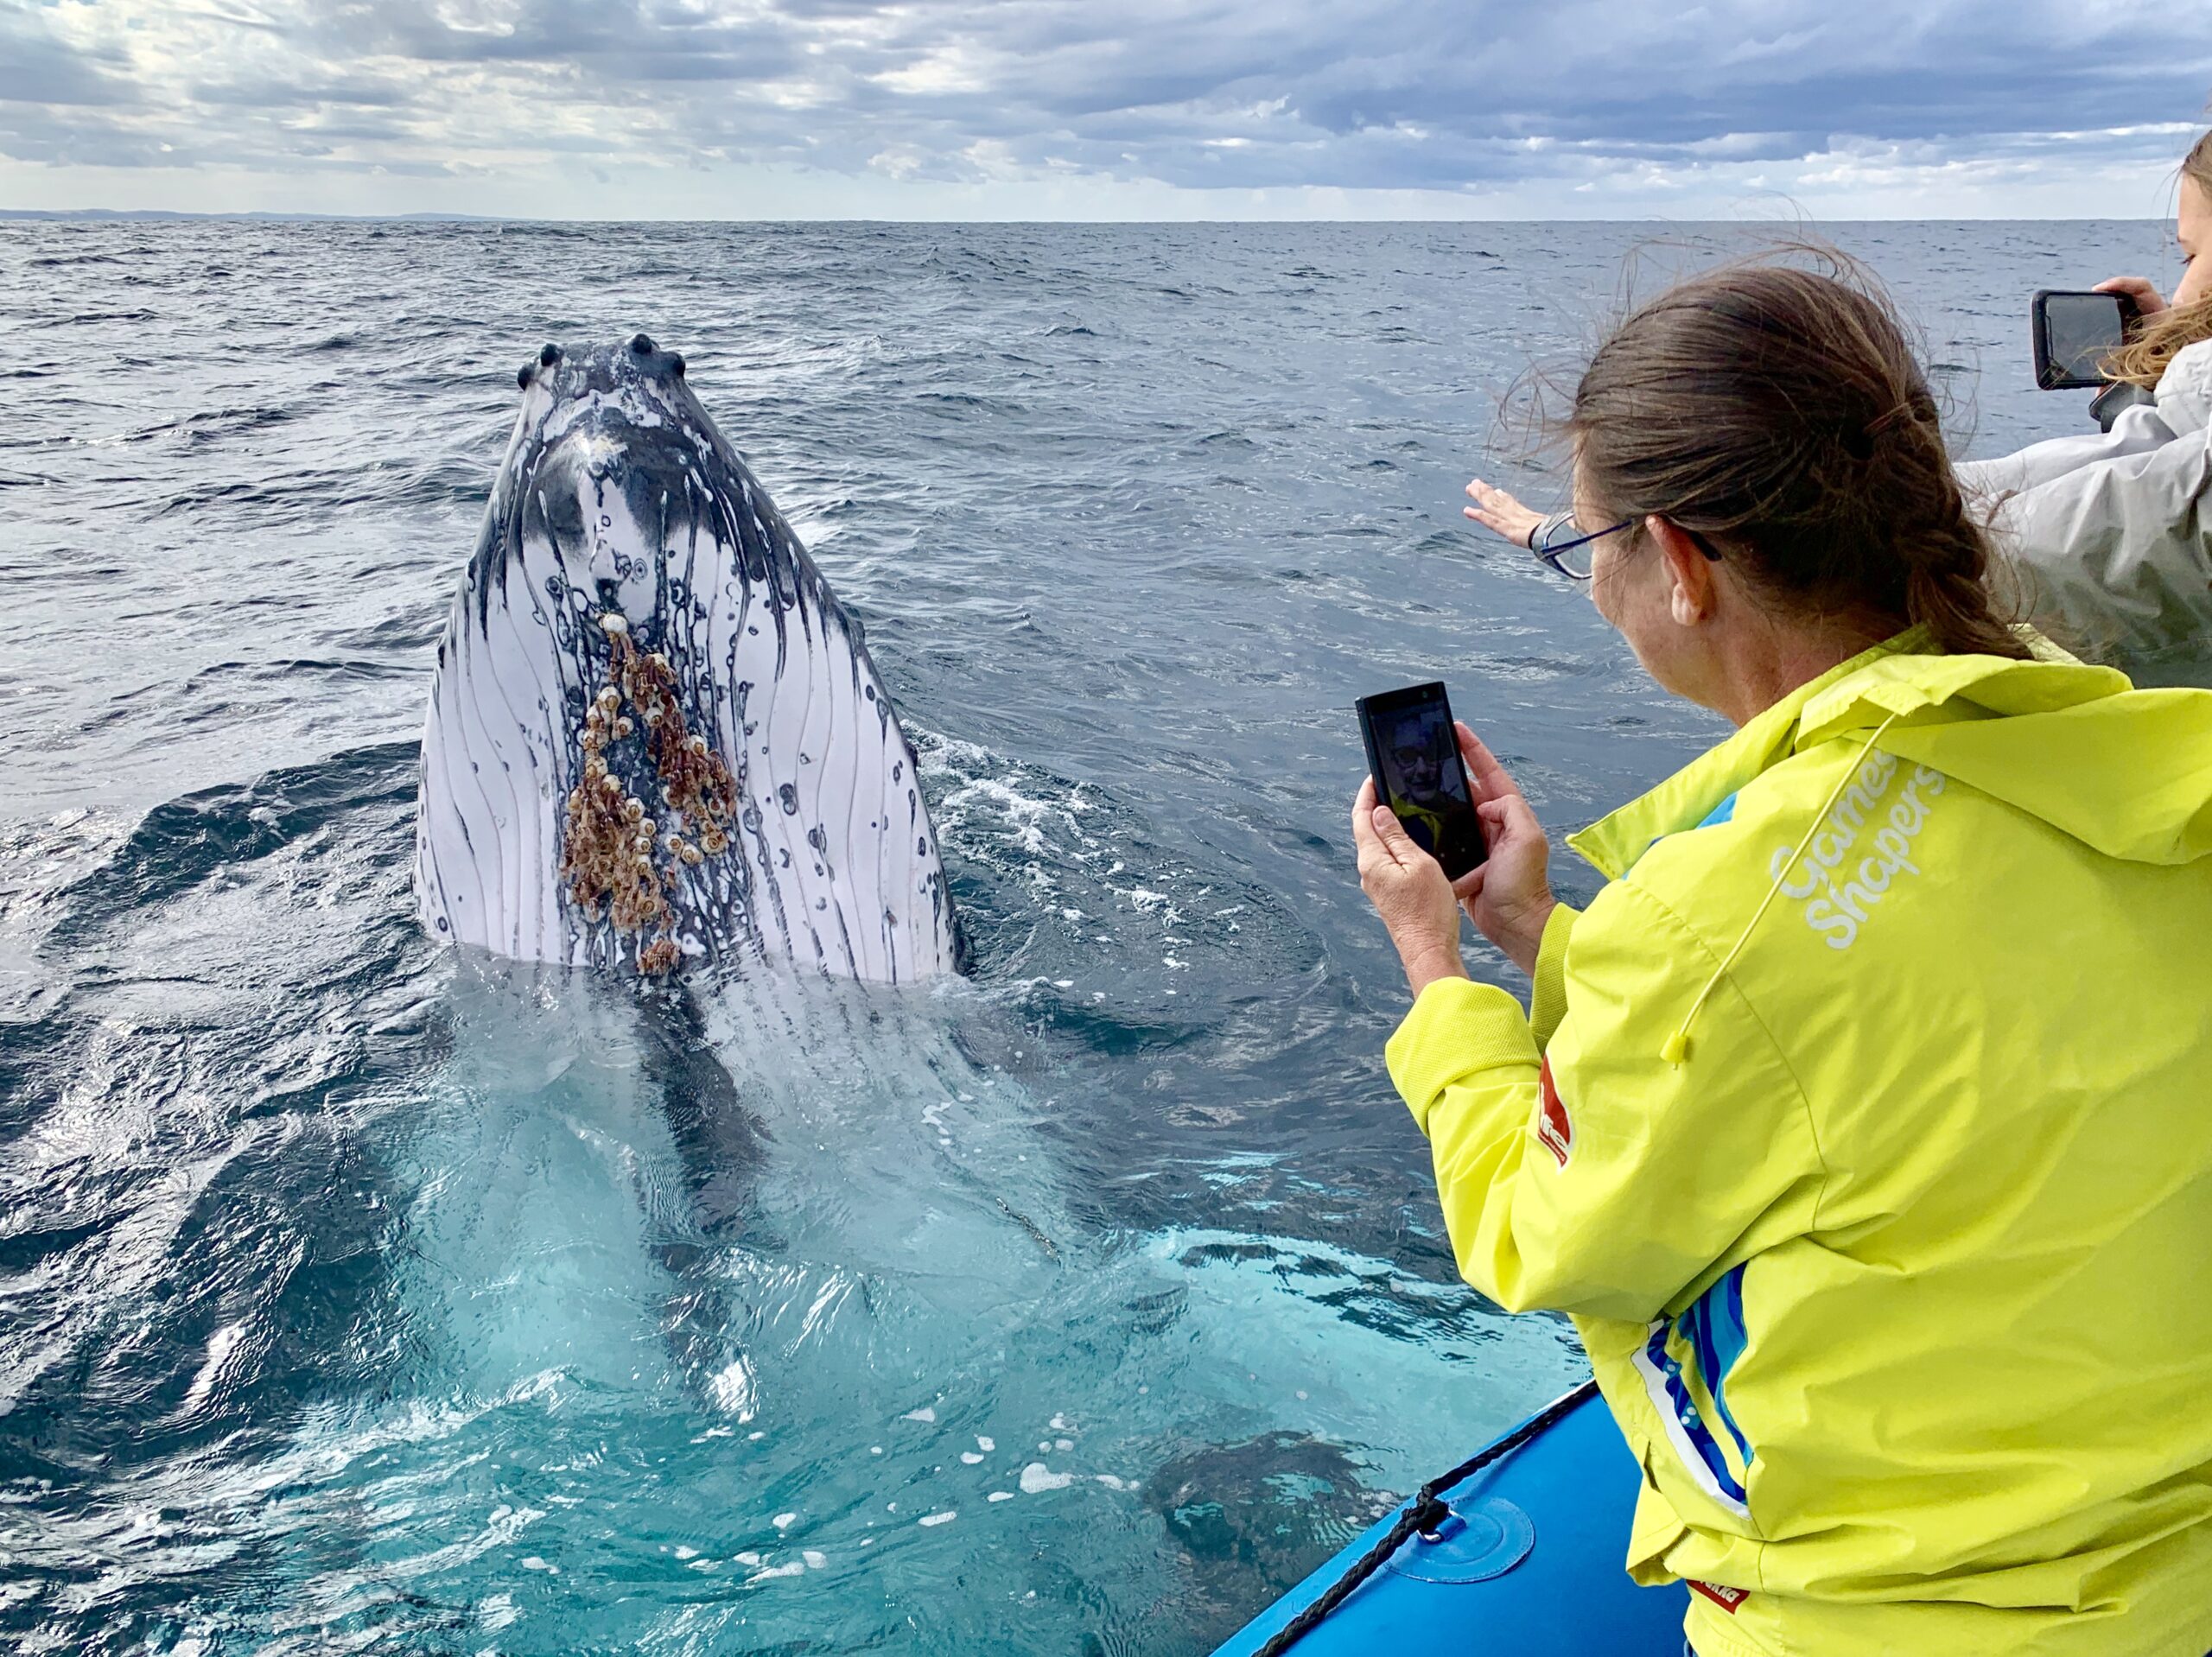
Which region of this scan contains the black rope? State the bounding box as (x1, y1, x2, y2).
(1249, 1379, 1602, 1657)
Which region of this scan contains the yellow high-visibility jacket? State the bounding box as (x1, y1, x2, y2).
(1388, 632, 2212, 1657)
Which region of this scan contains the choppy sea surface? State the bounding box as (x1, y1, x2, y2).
(0, 218, 2169, 1654)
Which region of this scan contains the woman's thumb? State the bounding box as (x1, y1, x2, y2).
(1482, 794, 1535, 841)
(1370, 803, 1412, 854)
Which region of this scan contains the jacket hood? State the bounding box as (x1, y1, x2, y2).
(2155, 336, 2212, 435)
(1572, 630, 2212, 878)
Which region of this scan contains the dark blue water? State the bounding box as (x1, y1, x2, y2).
(0, 219, 2169, 1654)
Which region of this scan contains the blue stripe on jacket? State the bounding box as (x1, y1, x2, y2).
(1681, 1264, 1755, 1469)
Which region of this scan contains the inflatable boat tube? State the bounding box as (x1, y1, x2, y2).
(1211, 1381, 1690, 1655)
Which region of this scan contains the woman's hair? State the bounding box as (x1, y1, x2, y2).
(2105, 130, 2212, 390)
(1567, 257, 2031, 660)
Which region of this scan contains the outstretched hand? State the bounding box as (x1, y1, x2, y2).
(1463, 479, 1544, 549)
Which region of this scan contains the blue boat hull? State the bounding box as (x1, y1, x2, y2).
(1212, 1384, 1690, 1655)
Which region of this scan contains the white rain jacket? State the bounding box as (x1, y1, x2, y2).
(1959, 340, 2212, 686)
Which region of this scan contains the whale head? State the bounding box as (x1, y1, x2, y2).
(415, 334, 959, 983)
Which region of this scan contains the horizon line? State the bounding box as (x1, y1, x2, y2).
(0, 206, 2171, 226)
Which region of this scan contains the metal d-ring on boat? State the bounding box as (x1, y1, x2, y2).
(1212, 1381, 1689, 1656)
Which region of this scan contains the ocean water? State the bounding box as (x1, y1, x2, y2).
(0, 217, 2169, 1654)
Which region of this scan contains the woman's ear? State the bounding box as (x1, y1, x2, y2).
(1649, 516, 1719, 625)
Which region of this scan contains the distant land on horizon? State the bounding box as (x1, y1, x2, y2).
(0, 206, 2170, 226)
(0, 207, 502, 223)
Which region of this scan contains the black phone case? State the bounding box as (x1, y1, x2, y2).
(2031, 289, 2139, 391)
(1356, 682, 1488, 880)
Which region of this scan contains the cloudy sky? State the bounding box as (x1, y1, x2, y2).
(2, 0, 2209, 219)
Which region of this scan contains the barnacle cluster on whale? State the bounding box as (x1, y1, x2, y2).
(557, 611, 740, 975)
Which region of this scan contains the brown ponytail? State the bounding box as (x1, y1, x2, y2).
(2104, 130, 2212, 391)
(1567, 256, 2030, 661)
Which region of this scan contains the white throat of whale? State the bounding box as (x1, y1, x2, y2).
(415, 334, 958, 983)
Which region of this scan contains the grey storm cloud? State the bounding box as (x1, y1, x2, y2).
(2, 0, 2209, 195)
(0, 8, 137, 109)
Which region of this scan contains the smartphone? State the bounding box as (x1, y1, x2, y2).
(1356, 682, 1488, 879)
(2031, 289, 2138, 390)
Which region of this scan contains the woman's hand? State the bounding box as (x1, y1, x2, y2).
(1452, 723, 1555, 977)
(1352, 778, 1468, 998)
(2095, 275, 2168, 319)
(1353, 722, 1559, 992)
(1464, 479, 1544, 549)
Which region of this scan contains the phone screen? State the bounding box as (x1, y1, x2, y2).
(2035, 291, 2132, 389)
(1358, 683, 1487, 879)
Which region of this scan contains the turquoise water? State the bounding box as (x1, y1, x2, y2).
(0, 218, 2167, 1653)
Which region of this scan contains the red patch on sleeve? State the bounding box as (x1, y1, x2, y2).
(1688, 1579, 1748, 1614)
(1535, 1058, 1573, 1169)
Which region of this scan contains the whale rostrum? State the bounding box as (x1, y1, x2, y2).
(415, 334, 958, 982)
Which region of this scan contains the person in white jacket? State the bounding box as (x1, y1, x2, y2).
(1952, 128, 2212, 685)
(1465, 132, 2212, 684)
(1954, 340, 2212, 683)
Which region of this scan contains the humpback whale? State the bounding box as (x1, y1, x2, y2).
(415, 334, 957, 981)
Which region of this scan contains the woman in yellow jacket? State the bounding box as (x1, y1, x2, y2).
(1354, 263, 2212, 1657)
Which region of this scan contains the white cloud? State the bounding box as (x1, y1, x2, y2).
(0, 0, 2206, 216)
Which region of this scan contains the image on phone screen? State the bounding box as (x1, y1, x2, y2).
(1376, 705, 1468, 854)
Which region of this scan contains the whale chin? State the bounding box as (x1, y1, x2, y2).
(414, 337, 959, 985)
